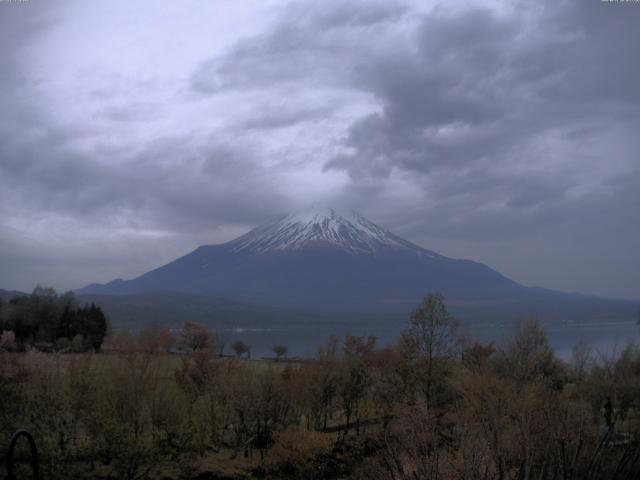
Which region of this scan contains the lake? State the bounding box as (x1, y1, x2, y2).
(217, 320, 640, 360)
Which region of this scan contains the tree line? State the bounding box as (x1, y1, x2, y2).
(1, 293, 640, 479)
(0, 286, 108, 352)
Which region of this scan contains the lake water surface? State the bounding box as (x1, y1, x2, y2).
(218, 320, 640, 360)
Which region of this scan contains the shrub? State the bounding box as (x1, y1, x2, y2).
(264, 429, 334, 477)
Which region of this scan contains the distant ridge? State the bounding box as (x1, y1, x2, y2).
(78, 208, 638, 323)
(0, 288, 27, 301)
(76, 291, 327, 329)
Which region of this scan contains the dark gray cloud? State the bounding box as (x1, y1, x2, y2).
(327, 2, 640, 175)
(190, 1, 407, 94)
(319, 1, 640, 251)
(0, 116, 287, 231)
(0, 0, 638, 299)
(241, 104, 331, 130)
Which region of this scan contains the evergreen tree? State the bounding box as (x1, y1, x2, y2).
(5, 288, 108, 351)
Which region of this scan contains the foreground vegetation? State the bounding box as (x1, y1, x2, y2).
(1, 293, 640, 479)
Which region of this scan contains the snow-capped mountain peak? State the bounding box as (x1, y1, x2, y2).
(229, 207, 437, 256)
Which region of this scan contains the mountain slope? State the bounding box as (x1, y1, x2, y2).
(78, 208, 638, 321)
(229, 209, 435, 255)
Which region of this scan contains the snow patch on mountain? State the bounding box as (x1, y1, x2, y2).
(229, 208, 440, 257)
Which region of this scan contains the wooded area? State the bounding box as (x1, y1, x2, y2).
(0, 286, 108, 353)
(1, 293, 640, 479)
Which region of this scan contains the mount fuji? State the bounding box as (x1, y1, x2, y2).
(78, 208, 637, 323)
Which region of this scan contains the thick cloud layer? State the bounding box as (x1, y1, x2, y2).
(0, 0, 638, 299)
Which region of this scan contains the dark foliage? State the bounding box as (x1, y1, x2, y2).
(0, 286, 108, 352)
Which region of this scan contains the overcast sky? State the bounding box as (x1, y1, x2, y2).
(1, 0, 639, 299)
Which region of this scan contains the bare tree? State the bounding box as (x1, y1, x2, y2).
(401, 293, 459, 406)
(179, 321, 214, 353)
(570, 340, 593, 383)
(231, 339, 250, 358)
(272, 344, 288, 361)
(500, 317, 558, 384)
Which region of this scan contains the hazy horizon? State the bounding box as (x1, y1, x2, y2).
(1, 0, 639, 300)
